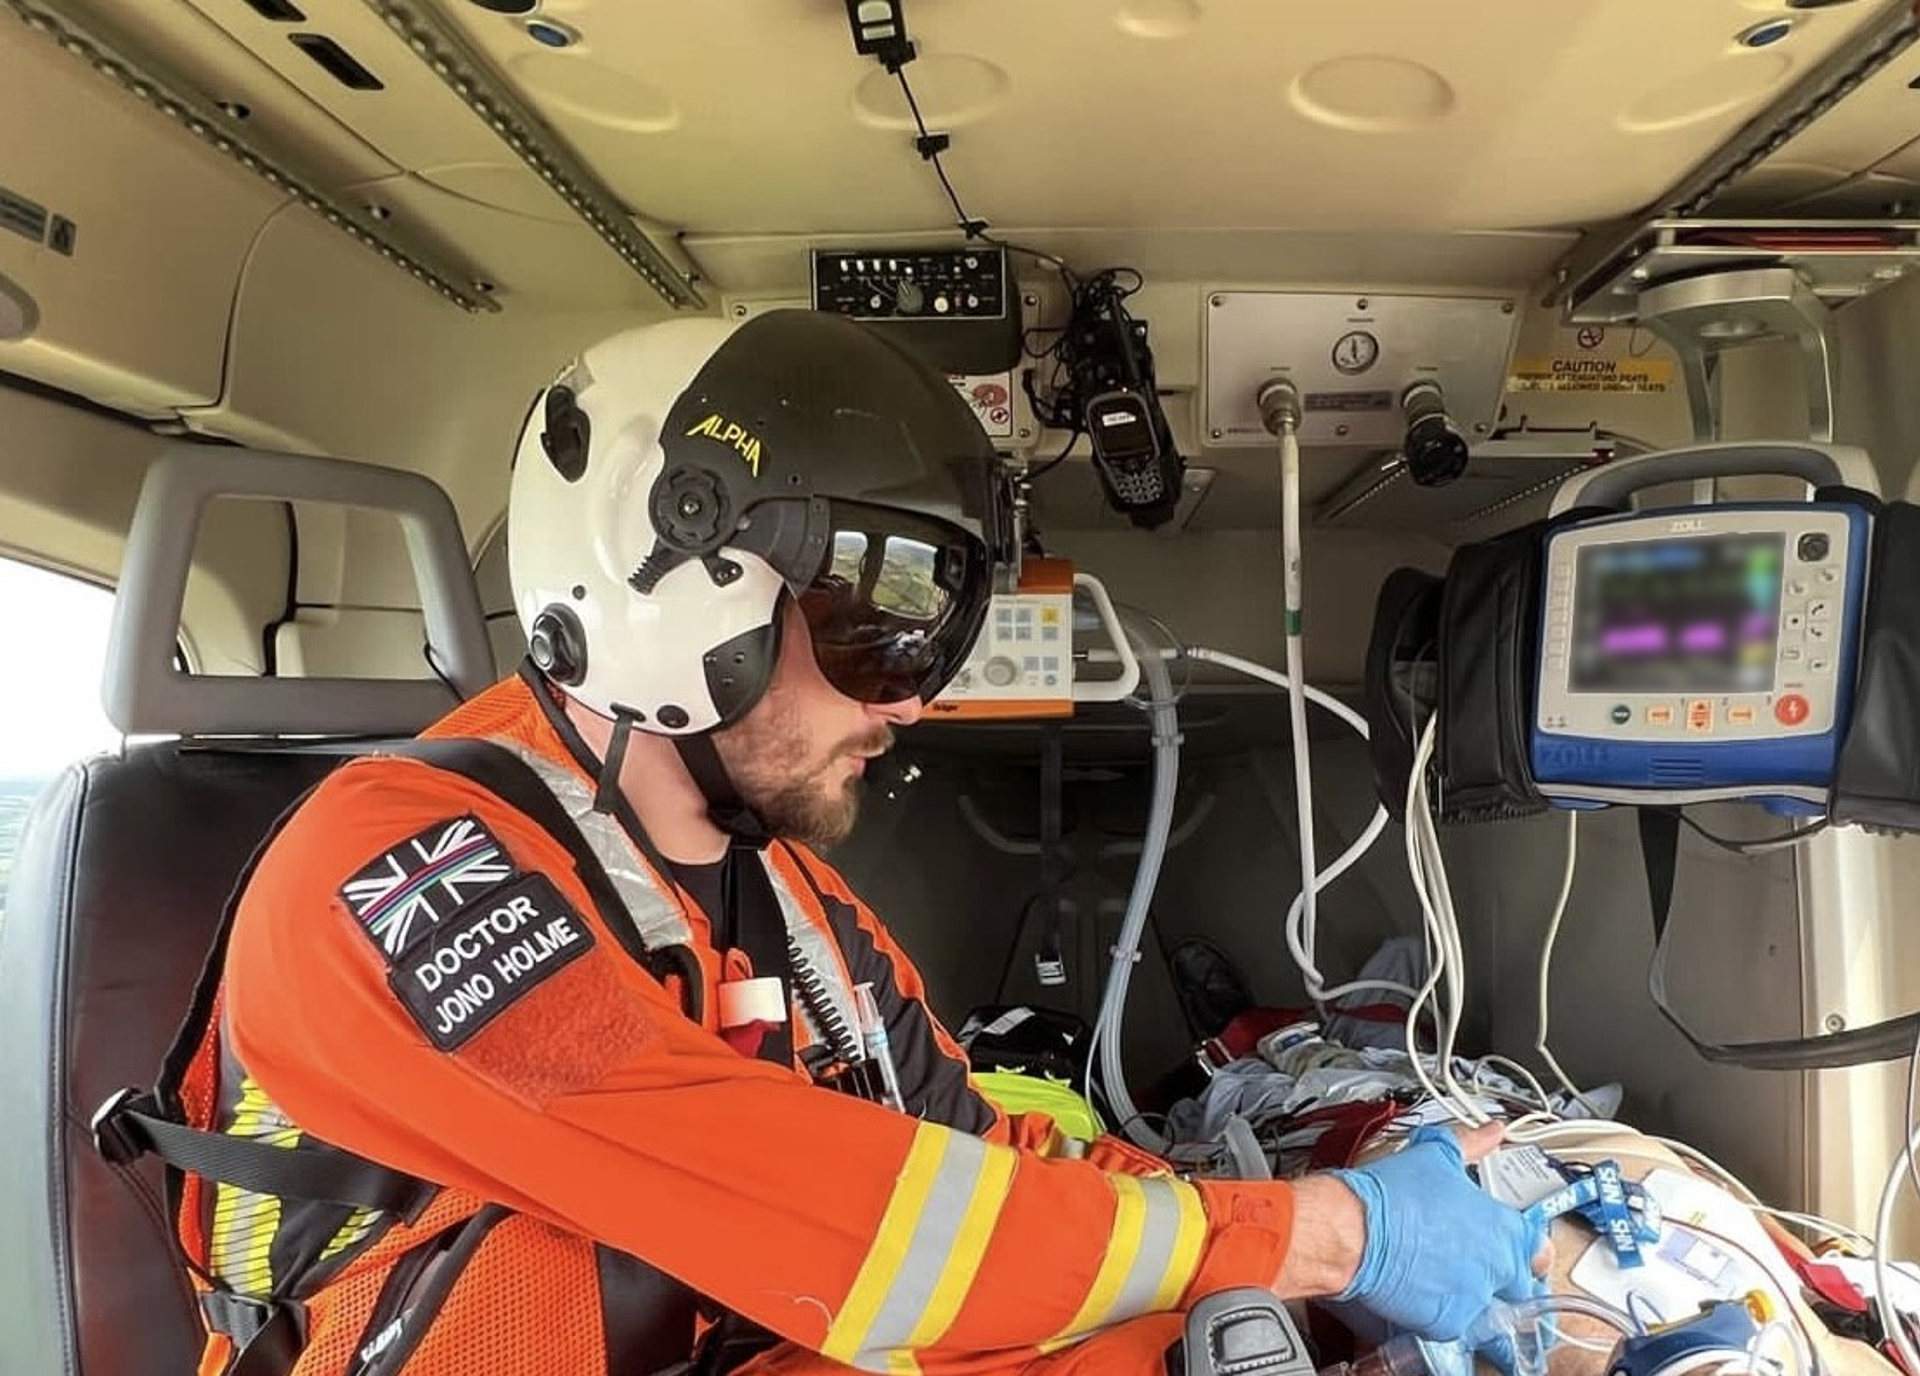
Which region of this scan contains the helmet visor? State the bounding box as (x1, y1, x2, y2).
(794, 501, 992, 705)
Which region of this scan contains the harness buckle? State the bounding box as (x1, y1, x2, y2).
(90, 1087, 148, 1166)
(199, 1289, 279, 1347)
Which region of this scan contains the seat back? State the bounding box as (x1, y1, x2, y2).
(0, 444, 492, 1376)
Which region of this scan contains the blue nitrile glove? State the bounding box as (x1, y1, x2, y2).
(1327, 1125, 1550, 1347)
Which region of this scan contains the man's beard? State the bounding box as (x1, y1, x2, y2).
(714, 704, 894, 848)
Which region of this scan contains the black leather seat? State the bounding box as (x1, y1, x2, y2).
(0, 444, 493, 1376)
(1, 745, 348, 1375)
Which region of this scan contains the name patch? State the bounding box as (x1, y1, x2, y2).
(388, 872, 594, 1051)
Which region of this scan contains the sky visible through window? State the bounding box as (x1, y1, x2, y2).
(0, 558, 121, 780)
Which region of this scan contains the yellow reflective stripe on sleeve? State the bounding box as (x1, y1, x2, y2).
(1148, 1176, 1208, 1310)
(1040, 1174, 1204, 1352)
(823, 1122, 1015, 1374)
(1039, 1175, 1149, 1353)
(824, 1123, 950, 1365)
(902, 1143, 1017, 1348)
(1107, 1176, 1196, 1321)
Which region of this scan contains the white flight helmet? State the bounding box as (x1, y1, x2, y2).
(507, 309, 1007, 739)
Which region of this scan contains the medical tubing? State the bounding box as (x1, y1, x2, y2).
(1089, 613, 1179, 1152)
(1494, 1292, 1639, 1341)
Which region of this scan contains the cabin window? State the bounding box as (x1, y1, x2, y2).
(0, 557, 122, 920)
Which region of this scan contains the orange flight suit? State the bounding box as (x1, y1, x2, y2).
(184, 671, 1295, 1375)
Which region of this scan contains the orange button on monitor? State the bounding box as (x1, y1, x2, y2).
(1647, 705, 1675, 727)
(1687, 699, 1714, 733)
(1775, 693, 1811, 727)
(1728, 705, 1756, 726)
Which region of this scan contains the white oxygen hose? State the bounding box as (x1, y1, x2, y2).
(1274, 402, 1325, 1032)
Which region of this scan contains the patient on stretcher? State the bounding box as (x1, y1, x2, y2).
(1150, 993, 1903, 1376)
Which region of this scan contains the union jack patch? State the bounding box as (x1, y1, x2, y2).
(338, 815, 517, 958)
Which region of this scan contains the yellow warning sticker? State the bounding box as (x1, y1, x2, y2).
(1507, 357, 1675, 394)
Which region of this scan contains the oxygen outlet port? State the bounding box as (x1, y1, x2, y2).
(1399, 380, 1471, 487)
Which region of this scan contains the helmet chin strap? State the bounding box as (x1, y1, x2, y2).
(673, 732, 773, 850)
(592, 708, 642, 817)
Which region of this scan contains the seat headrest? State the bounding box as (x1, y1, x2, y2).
(105, 445, 494, 738)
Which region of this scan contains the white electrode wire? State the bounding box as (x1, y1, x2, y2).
(1748, 1318, 1808, 1376)
(1752, 1209, 1873, 1254)
(1091, 643, 1409, 1003)
(1499, 1118, 1771, 1212)
(1178, 647, 1415, 1005)
(1403, 717, 1485, 1125)
(1278, 415, 1325, 1046)
(1430, 804, 1474, 1108)
(1538, 810, 1604, 1117)
(1402, 720, 1453, 1116)
(1087, 615, 1179, 1153)
(1876, 1115, 1920, 1376)
(1287, 808, 1405, 1004)
(1408, 728, 1477, 1118)
(1473, 1055, 1557, 1115)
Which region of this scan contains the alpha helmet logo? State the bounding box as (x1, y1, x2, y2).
(685, 413, 763, 477)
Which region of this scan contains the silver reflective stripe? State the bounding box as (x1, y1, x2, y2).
(843, 1130, 991, 1373)
(763, 850, 860, 1056)
(1106, 1176, 1188, 1324)
(485, 739, 695, 952)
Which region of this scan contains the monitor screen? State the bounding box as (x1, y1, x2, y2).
(1570, 532, 1785, 695)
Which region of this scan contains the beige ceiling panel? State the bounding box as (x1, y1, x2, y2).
(0, 13, 283, 413)
(185, 204, 656, 533)
(63, 0, 399, 188)
(344, 170, 669, 307)
(1710, 161, 1861, 216)
(1781, 168, 1920, 216)
(1857, 137, 1920, 188)
(157, 0, 669, 301)
(1722, 22, 1920, 183)
(441, 0, 1879, 237)
(177, 0, 521, 174)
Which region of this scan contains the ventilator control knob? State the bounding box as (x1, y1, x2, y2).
(983, 656, 1019, 687)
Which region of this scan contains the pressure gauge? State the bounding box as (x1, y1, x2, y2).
(1331, 329, 1380, 376)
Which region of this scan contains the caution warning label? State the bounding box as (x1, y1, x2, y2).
(1507, 357, 1675, 394)
(949, 372, 1016, 439)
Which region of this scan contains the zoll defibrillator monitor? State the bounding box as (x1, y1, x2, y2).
(1532, 502, 1871, 812)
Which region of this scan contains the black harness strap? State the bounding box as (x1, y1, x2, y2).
(95, 1091, 433, 1218)
(1638, 807, 1920, 1070)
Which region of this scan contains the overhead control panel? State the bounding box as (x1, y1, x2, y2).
(1203, 291, 1520, 450)
(811, 246, 1021, 374)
